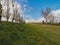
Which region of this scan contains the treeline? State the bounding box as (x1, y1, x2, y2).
(41, 8, 60, 24)
(0, 0, 25, 24)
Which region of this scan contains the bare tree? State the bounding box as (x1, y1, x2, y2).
(14, 4, 20, 23)
(12, 0, 15, 22)
(12, 0, 25, 24)
(48, 13, 55, 24)
(19, 17, 25, 24)
(6, 0, 10, 22)
(41, 8, 51, 23)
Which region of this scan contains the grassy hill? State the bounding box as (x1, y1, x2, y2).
(0, 22, 60, 45)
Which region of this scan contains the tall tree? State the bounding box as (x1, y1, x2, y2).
(6, 0, 10, 22)
(12, 3, 19, 23)
(14, 4, 20, 23)
(41, 8, 51, 23)
(12, 0, 15, 22)
(12, 0, 25, 23)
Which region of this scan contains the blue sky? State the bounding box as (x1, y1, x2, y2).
(16, 0, 60, 22)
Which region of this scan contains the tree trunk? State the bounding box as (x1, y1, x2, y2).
(12, 18, 14, 22)
(7, 17, 9, 22)
(0, 15, 1, 22)
(46, 17, 47, 23)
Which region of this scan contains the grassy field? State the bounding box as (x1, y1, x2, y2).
(0, 22, 60, 45)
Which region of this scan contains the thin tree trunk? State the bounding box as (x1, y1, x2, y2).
(46, 17, 47, 23)
(7, 17, 9, 22)
(12, 18, 14, 22)
(0, 15, 1, 22)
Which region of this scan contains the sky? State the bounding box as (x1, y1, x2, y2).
(1, 0, 60, 23)
(14, 0, 60, 23)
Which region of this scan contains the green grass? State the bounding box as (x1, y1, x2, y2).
(0, 22, 60, 45)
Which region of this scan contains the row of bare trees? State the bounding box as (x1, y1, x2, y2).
(0, 0, 25, 24)
(41, 8, 58, 24)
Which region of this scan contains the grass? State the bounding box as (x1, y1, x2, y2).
(0, 21, 60, 45)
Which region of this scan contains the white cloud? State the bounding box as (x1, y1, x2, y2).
(52, 9, 60, 22)
(17, 0, 28, 3)
(52, 9, 60, 16)
(25, 17, 45, 23)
